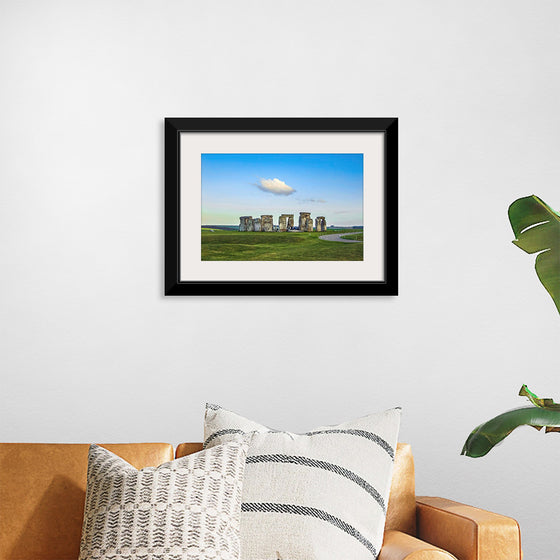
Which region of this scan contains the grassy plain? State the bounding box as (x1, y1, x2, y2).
(201, 229, 363, 261)
(340, 232, 364, 241)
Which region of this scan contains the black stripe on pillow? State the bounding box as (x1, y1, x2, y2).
(304, 429, 395, 459)
(247, 454, 386, 512)
(204, 428, 394, 458)
(203, 429, 246, 448)
(241, 502, 377, 557)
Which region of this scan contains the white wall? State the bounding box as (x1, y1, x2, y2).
(1, 1, 559, 557)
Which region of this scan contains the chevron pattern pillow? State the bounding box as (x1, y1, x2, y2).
(79, 441, 248, 560)
(204, 405, 401, 560)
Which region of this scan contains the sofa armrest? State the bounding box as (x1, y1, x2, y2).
(416, 496, 522, 560)
(379, 530, 457, 560)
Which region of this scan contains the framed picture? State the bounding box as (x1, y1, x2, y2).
(165, 118, 397, 296)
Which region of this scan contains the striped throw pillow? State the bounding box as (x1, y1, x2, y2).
(204, 405, 401, 560)
(79, 441, 249, 560)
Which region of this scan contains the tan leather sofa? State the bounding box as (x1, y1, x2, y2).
(0, 442, 521, 560)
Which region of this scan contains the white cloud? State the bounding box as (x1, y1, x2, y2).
(256, 178, 296, 196)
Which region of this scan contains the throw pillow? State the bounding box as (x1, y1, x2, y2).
(79, 440, 249, 560)
(204, 404, 401, 560)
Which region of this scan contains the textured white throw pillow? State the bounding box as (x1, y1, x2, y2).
(79, 441, 249, 560)
(204, 404, 401, 560)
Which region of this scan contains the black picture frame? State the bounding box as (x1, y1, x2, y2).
(164, 117, 398, 296)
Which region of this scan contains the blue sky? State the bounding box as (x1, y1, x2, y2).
(201, 153, 363, 226)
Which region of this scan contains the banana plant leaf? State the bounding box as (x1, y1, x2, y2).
(461, 386, 560, 458)
(519, 383, 560, 409)
(508, 195, 560, 314)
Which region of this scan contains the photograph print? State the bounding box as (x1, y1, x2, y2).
(201, 153, 364, 262)
(164, 117, 397, 296)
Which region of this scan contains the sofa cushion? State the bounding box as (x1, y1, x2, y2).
(79, 441, 248, 560)
(385, 443, 416, 536)
(0, 443, 173, 560)
(204, 404, 401, 560)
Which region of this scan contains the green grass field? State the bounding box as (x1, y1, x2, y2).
(340, 232, 364, 241)
(201, 229, 363, 261)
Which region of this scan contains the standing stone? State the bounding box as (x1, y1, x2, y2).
(305, 217, 314, 232)
(253, 217, 262, 232)
(261, 215, 273, 232)
(278, 214, 294, 232)
(299, 212, 311, 231)
(287, 215, 294, 229)
(239, 216, 252, 232)
(315, 216, 326, 232)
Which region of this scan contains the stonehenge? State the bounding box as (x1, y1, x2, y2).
(261, 215, 273, 232)
(279, 214, 294, 232)
(299, 212, 312, 232)
(239, 212, 326, 232)
(238, 216, 253, 232)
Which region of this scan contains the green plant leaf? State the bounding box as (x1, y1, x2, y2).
(462, 385, 560, 458)
(508, 195, 560, 314)
(461, 406, 560, 458)
(519, 384, 560, 409)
